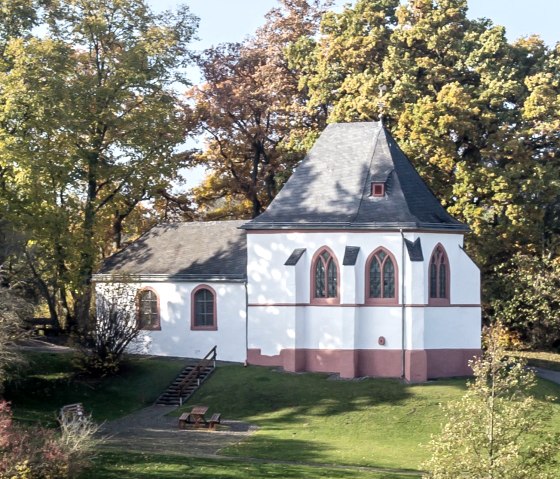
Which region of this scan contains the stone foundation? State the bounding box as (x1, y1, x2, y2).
(247, 348, 481, 381)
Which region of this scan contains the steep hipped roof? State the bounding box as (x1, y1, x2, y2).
(96, 220, 246, 281)
(243, 122, 467, 231)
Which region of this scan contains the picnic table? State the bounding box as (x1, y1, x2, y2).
(178, 406, 221, 430)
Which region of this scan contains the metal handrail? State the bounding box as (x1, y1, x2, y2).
(177, 346, 217, 402)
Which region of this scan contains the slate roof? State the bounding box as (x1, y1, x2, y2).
(342, 246, 360, 265)
(96, 220, 246, 281)
(284, 248, 306, 266)
(243, 122, 467, 231)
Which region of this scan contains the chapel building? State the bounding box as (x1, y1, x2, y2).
(95, 122, 481, 382)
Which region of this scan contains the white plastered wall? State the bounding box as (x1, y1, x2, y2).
(95, 281, 246, 362)
(247, 230, 481, 355)
(420, 233, 481, 350)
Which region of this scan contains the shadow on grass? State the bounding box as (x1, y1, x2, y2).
(177, 365, 415, 423)
(82, 452, 419, 479)
(5, 352, 187, 425)
(173, 365, 469, 469)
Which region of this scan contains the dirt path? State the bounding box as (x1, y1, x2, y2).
(15, 338, 73, 353)
(98, 405, 421, 476)
(99, 405, 258, 457)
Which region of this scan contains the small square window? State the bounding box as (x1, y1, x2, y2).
(371, 182, 385, 197)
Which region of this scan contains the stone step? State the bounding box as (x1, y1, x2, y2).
(154, 354, 217, 406)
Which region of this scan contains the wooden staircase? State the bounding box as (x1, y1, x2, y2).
(155, 346, 217, 406)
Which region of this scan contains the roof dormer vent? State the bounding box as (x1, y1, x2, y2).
(371, 182, 385, 197)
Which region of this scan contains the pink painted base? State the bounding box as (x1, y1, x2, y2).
(247, 348, 481, 382)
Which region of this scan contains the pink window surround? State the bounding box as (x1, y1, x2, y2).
(371, 182, 385, 197)
(310, 246, 340, 305)
(365, 247, 399, 305)
(191, 284, 218, 331)
(429, 244, 450, 305)
(136, 287, 161, 331)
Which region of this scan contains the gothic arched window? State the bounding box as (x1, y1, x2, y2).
(429, 244, 450, 305)
(311, 247, 339, 304)
(366, 248, 398, 304)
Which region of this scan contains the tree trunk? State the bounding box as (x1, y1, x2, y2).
(112, 199, 141, 251)
(250, 143, 262, 218)
(112, 212, 124, 251)
(76, 149, 99, 330)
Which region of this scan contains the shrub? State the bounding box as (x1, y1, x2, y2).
(493, 254, 560, 350)
(58, 407, 103, 478)
(76, 281, 141, 377)
(0, 400, 101, 478)
(423, 322, 560, 479)
(0, 287, 31, 390)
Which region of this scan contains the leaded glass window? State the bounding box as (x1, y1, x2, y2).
(313, 248, 338, 300)
(430, 260, 438, 298)
(429, 245, 449, 302)
(384, 257, 395, 298)
(315, 259, 326, 298)
(368, 248, 396, 301)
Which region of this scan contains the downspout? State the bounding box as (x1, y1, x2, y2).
(400, 229, 406, 380)
(244, 280, 249, 366)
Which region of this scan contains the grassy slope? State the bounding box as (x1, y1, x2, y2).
(6, 353, 560, 475)
(512, 351, 560, 371)
(178, 364, 560, 471)
(83, 452, 418, 479)
(4, 352, 186, 425)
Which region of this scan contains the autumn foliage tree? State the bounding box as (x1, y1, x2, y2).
(188, 0, 331, 219)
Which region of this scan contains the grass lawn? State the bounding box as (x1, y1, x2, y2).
(4, 351, 186, 425)
(6, 352, 560, 476)
(176, 364, 560, 471)
(82, 451, 418, 479)
(512, 350, 560, 371)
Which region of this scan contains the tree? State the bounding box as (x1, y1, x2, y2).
(287, 0, 560, 337)
(0, 287, 30, 391)
(423, 323, 559, 479)
(189, 0, 330, 219)
(0, 0, 198, 329)
(493, 254, 560, 349)
(0, 0, 39, 52)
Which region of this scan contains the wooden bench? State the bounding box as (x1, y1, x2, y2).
(178, 412, 191, 429)
(58, 403, 86, 425)
(209, 413, 221, 430)
(24, 317, 61, 336)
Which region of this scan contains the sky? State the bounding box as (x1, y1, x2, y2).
(149, 0, 560, 52)
(146, 0, 560, 188)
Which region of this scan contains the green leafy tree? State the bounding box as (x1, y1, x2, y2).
(0, 0, 198, 329)
(423, 323, 559, 479)
(493, 255, 560, 349)
(288, 0, 560, 340)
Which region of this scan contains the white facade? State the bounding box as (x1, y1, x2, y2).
(247, 230, 480, 352)
(244, 230, 481, 380)
(95, 280, 246, 362)
(95, 229, 480, 380)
